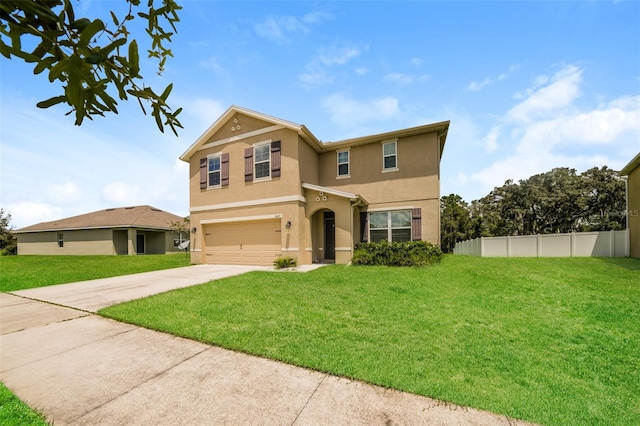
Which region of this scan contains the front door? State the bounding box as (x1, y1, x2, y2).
(136, 234, 145, 254)
(324, 211, 335, 260)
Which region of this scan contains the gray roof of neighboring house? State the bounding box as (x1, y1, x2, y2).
(16, 205, 186, 233)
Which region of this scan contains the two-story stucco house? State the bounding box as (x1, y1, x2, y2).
(180, 106, 449, 265)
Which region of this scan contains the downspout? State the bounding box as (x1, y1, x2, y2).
(437, 130, 448, 246)
(622, 176, 629, 257)
(350, 197, 366, 262)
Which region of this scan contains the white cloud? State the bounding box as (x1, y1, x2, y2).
(467, 65, 518, 91)
(102, 182, 142, 206)
(321, 93, 400, 128)
(355, 67, 369, 76)
(467, 65, 640, 199)
(316, 44, 362, 66)
(47, 182, 82, 204)
(299, 70, 333, 87)
(299, 43, 365, 88)
(8, 201, 63, 228)
(255, 10, 331, 44)
(508, 65, 582, 123)
(186, 98, 227, 130)
(384, 73, 430, 85)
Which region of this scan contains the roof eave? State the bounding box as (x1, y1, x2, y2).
(180, 105, 304, 161)
(321, 120, 450, 155)
(620, 152, 640, 176)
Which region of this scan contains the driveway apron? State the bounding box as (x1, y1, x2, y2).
(1, 265, 535, 425)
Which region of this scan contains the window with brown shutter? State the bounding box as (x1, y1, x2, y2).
(221, 153, 229, 186)
(244, 148, 253, 182)
(199, 158, 207, 189)
(412, 208, 422, 240)
(271, 141, 281, 177)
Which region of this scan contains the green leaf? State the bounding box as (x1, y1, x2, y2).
(36, 96, 67, 109)
(70, 18, 91, 31)
(85, 54, 102, 65)
(79, 19, 105, 48)
(159, 83, 172, 102)
(128, 39, 140, 77)
(33, 56, 57, 75)
(64, 0, 76, 24)
(110, 11, 119, 26)
(48, 58, 69, 82)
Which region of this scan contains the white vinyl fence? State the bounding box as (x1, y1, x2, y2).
(453, 230, 629, 257)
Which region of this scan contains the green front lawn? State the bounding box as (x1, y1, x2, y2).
(0, 254, 190, 292)
(0, 382, 47, 426)
(99, 256, 640, 425)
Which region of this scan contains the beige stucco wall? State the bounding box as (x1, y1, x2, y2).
(189, 116, 304, 210)
(18, 229, 115, 255)
(318, 131, 441, 245)
(18, 228, 181, 256)
(629, 167, 640, 258)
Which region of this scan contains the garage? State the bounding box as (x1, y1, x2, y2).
(203, 219, 282, 265)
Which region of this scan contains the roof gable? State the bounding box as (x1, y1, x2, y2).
(16, 205, 185, 233)
(180, 105, 450, 161)
(180, 105, 321, 161)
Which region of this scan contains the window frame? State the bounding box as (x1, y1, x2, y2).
(382, 140, 398, 172)
(253, 142, 271, 181)
(368, 209, 412, 243)
(337, 149, 350, 178)
(207, 154, 222, 188)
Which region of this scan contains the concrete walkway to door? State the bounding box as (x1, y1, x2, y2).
(1, 265, 535, 425)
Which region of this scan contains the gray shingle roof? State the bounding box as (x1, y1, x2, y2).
(16, 205, 185, 233)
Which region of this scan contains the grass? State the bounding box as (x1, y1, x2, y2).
(0, 254, 190, 292)
(99, 256, 640, 426)
(0, 382, 47, 426)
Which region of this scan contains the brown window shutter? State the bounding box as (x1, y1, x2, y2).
(221, 153, 229, 186)
(271, 141, 281, 177)
(244, 148, 253, 182)
(199, 158, 207, 189)
(412, 208, 422, 240)
(360, 212, 369, 242)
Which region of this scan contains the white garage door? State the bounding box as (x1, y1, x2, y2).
(203, 220, 282, 266)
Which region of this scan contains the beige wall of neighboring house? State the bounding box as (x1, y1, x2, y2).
(16, 206, 186, 256)
(181, 106, 449, 266)
(621, 153, 640, 259)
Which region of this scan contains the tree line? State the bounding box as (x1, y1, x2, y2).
(441, 166, 627, 253)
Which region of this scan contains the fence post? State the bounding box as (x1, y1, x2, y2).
(507, 235, 512, 257)
(570, 232, 575, 257)
(610, 230, 615, 257)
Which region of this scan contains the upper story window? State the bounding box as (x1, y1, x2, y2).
(337, 150, 350, 177)
(382, 141, 397, 171)
(254, 143, 271, 179)
(244, 141, 281, 182)
(200, 153, 229, 189)
(208, 155, 221, 187)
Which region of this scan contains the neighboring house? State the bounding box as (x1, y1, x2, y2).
(621, 152, 640, 259)
(180, 105, 449, 266)
(15, 205, 187, 255)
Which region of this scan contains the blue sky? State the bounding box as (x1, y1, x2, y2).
(1, 0, 639, 229)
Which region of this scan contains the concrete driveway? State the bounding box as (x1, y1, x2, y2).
(1, 265, 535, 425)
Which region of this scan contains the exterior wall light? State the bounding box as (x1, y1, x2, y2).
(285, 221, 292, 230)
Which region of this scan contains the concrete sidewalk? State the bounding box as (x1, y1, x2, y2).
(1, 267, 534, 425)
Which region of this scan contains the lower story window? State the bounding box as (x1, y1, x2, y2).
(58, 232, 64, 248)
(369, 210, 412, 242)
